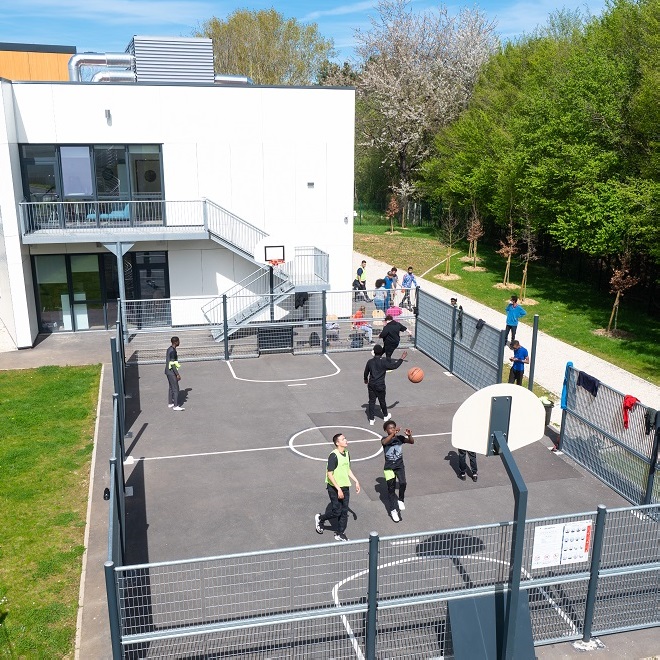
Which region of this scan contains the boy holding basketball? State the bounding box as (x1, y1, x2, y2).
(382, 420, 415, 522)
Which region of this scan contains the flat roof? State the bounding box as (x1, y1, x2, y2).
(0, 42, 76, 54)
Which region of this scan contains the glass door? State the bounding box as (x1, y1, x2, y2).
(34, 255, 69, 331)
(70, 255, 104, 330)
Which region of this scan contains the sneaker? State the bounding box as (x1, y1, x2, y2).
(369, 419, 375, 426)
(172, 406, 185, 411)
(471, 473, 478, 482)
(168, 404, 174, 408)
(334, 533, 349, 542)
(398, 500, 406, 511)
(391, 510, 400, 522)
(315, 514, 323, 534)
(383, 413, 392, 422)
(458, 473, 466, 481)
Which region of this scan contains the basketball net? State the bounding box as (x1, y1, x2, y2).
(267, 259, 285, 268)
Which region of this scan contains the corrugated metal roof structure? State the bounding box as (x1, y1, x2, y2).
(127, 36, 214, 83)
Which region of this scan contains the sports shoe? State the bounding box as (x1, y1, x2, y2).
(398, 500, 406, 511)
(383, 413, 392, 422)
(391, 510, 400, 522)
(369, 419, 375, 426)
(315, 514, 323, 534)
(334, 533, 349, 542)
(168, 403, 174, 408)
(471, 473, 478, 482)
(458, 473, 466, 481)
(172, 406, 185, 411)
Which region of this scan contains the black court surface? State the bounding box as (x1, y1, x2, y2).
(122, 350, 630, 564)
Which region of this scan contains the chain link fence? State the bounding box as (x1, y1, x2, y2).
(559, 363, 660, 505)
(106, 503, 659, 658)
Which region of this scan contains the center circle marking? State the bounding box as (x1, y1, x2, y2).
(289, 425, 383, 462)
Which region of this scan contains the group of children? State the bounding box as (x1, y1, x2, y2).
(354, 260, 419, 312)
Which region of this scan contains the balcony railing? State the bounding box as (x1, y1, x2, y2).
(19, 199, 205, 234)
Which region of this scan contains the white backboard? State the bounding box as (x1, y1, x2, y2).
(254, 232, 296, 265)
(451, 383, 546, 455)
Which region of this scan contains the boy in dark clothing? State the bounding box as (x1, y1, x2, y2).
(364, 345, 407, 425)
(165, 336, 184, 411)
(382, 420, 415, 522)
(379, 315, 408, 358)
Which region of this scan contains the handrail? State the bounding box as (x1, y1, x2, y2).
(204, 198, 268, 259)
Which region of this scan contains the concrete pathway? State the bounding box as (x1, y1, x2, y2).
(356, 252, 660, 425)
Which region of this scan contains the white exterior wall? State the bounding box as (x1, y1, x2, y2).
(0, 79, 355, 344)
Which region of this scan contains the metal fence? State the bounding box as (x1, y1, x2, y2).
(559, 363, 660, 505)
(416, 289, 505, 390)
(106, 504, 659, 658)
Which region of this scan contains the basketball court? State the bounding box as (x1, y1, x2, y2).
(121, 347, 630, 565)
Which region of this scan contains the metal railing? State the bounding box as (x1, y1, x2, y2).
(204, 198, 268, 259)
(19, 199, 206, 233)
(106, 503, 660, 658)
(558, 363, 660, 505)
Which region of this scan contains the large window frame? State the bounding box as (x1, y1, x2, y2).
(20, 144, 164, 204)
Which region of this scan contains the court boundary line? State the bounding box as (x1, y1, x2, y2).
(226, 353, 341, 383)
(126, 432, 451, 463)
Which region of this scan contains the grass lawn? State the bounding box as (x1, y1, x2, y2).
(0, 365, 101, 658)
(354, 225, 660, 385)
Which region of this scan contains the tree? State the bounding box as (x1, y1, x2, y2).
(497, 218, 517, 286)
(466, 203, 485, 267)
(607, 255, 639, 333)
(518, 217, 538, 301)
(438, 209, 464, 276)
(385, 195, 400, 233)
(195, 9, 335, 85)
(354, 0, 496, 226)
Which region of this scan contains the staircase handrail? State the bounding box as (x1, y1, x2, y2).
(203, 198, 268, 260)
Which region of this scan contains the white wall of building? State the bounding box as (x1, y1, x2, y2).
(1, 79, 355, 344)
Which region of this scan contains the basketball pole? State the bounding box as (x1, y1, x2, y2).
(488, 396, 529, 660)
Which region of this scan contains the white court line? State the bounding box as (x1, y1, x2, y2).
(226, 353, 340, 383)
(333, 553, 579, 658)
(288, 383, 307, 387)
(128, 432, 451, 463)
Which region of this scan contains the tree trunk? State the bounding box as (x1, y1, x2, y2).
(607, 291, 620, 333)
(503, 255, 511, 286)
(473, 240, 478, 268)
(467, 240, 474, 259)
(445, 245, 452, 276)
(520, 261, 528, 301)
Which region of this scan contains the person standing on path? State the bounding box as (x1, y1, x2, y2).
(504, 295, 526, 345)
(379, 314, 408, 359)
(458, 449, 478, 482)
(381, 420, 415, 522)
(373, 279, 387, 311)
(508, 339, 529, 386)
(384, 269, 395, 307)
(165, 336, 185, 411)
(400, 266, 418, 310)
(315, 433, 361, 541)
(364, 345, 407, 425)
(355, 260, 370, 302)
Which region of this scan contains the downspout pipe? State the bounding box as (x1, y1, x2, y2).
(68, 53, 135, 82)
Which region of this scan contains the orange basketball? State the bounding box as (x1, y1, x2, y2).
(408, 367, 424, 383)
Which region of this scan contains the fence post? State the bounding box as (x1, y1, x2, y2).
(366, 531, 379, 660)
(104, 560, 123, 659)
(321, 290, 327, 355)
(527, 314, 539, 391)
(413, 287, 419, 350)
(582, 505, 607, 643)
(449, 304, 457, 373)
(222, 295, 230, 361)
(643, 426, 660, 505)
(496, 329, 507, 383)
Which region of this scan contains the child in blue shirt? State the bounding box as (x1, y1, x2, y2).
(505, 295, 526, 345)
(508, 340, 529, 386)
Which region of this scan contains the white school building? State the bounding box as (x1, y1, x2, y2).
(0, 37, 355, 349)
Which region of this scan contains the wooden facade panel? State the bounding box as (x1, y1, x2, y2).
(0, 51, 71, 81)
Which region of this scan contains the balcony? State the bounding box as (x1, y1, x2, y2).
(19, 199, 207, 244)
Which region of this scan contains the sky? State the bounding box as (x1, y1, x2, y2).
(2, 0, 608, 61)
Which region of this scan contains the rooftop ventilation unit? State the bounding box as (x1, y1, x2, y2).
(127, 36, 215, 84)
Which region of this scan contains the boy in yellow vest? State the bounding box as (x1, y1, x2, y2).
(315, 433, 361, 541)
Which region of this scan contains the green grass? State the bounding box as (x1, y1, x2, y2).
(0, 365, 101, 658)
(354, 228, 660, 385)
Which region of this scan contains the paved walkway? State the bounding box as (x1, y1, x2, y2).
(356, 253, 660, 424)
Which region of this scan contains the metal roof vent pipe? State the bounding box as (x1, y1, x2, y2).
(68, 53, 135, 82)
(91, 70, 137, 83)
(214, 74, 254, 85)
